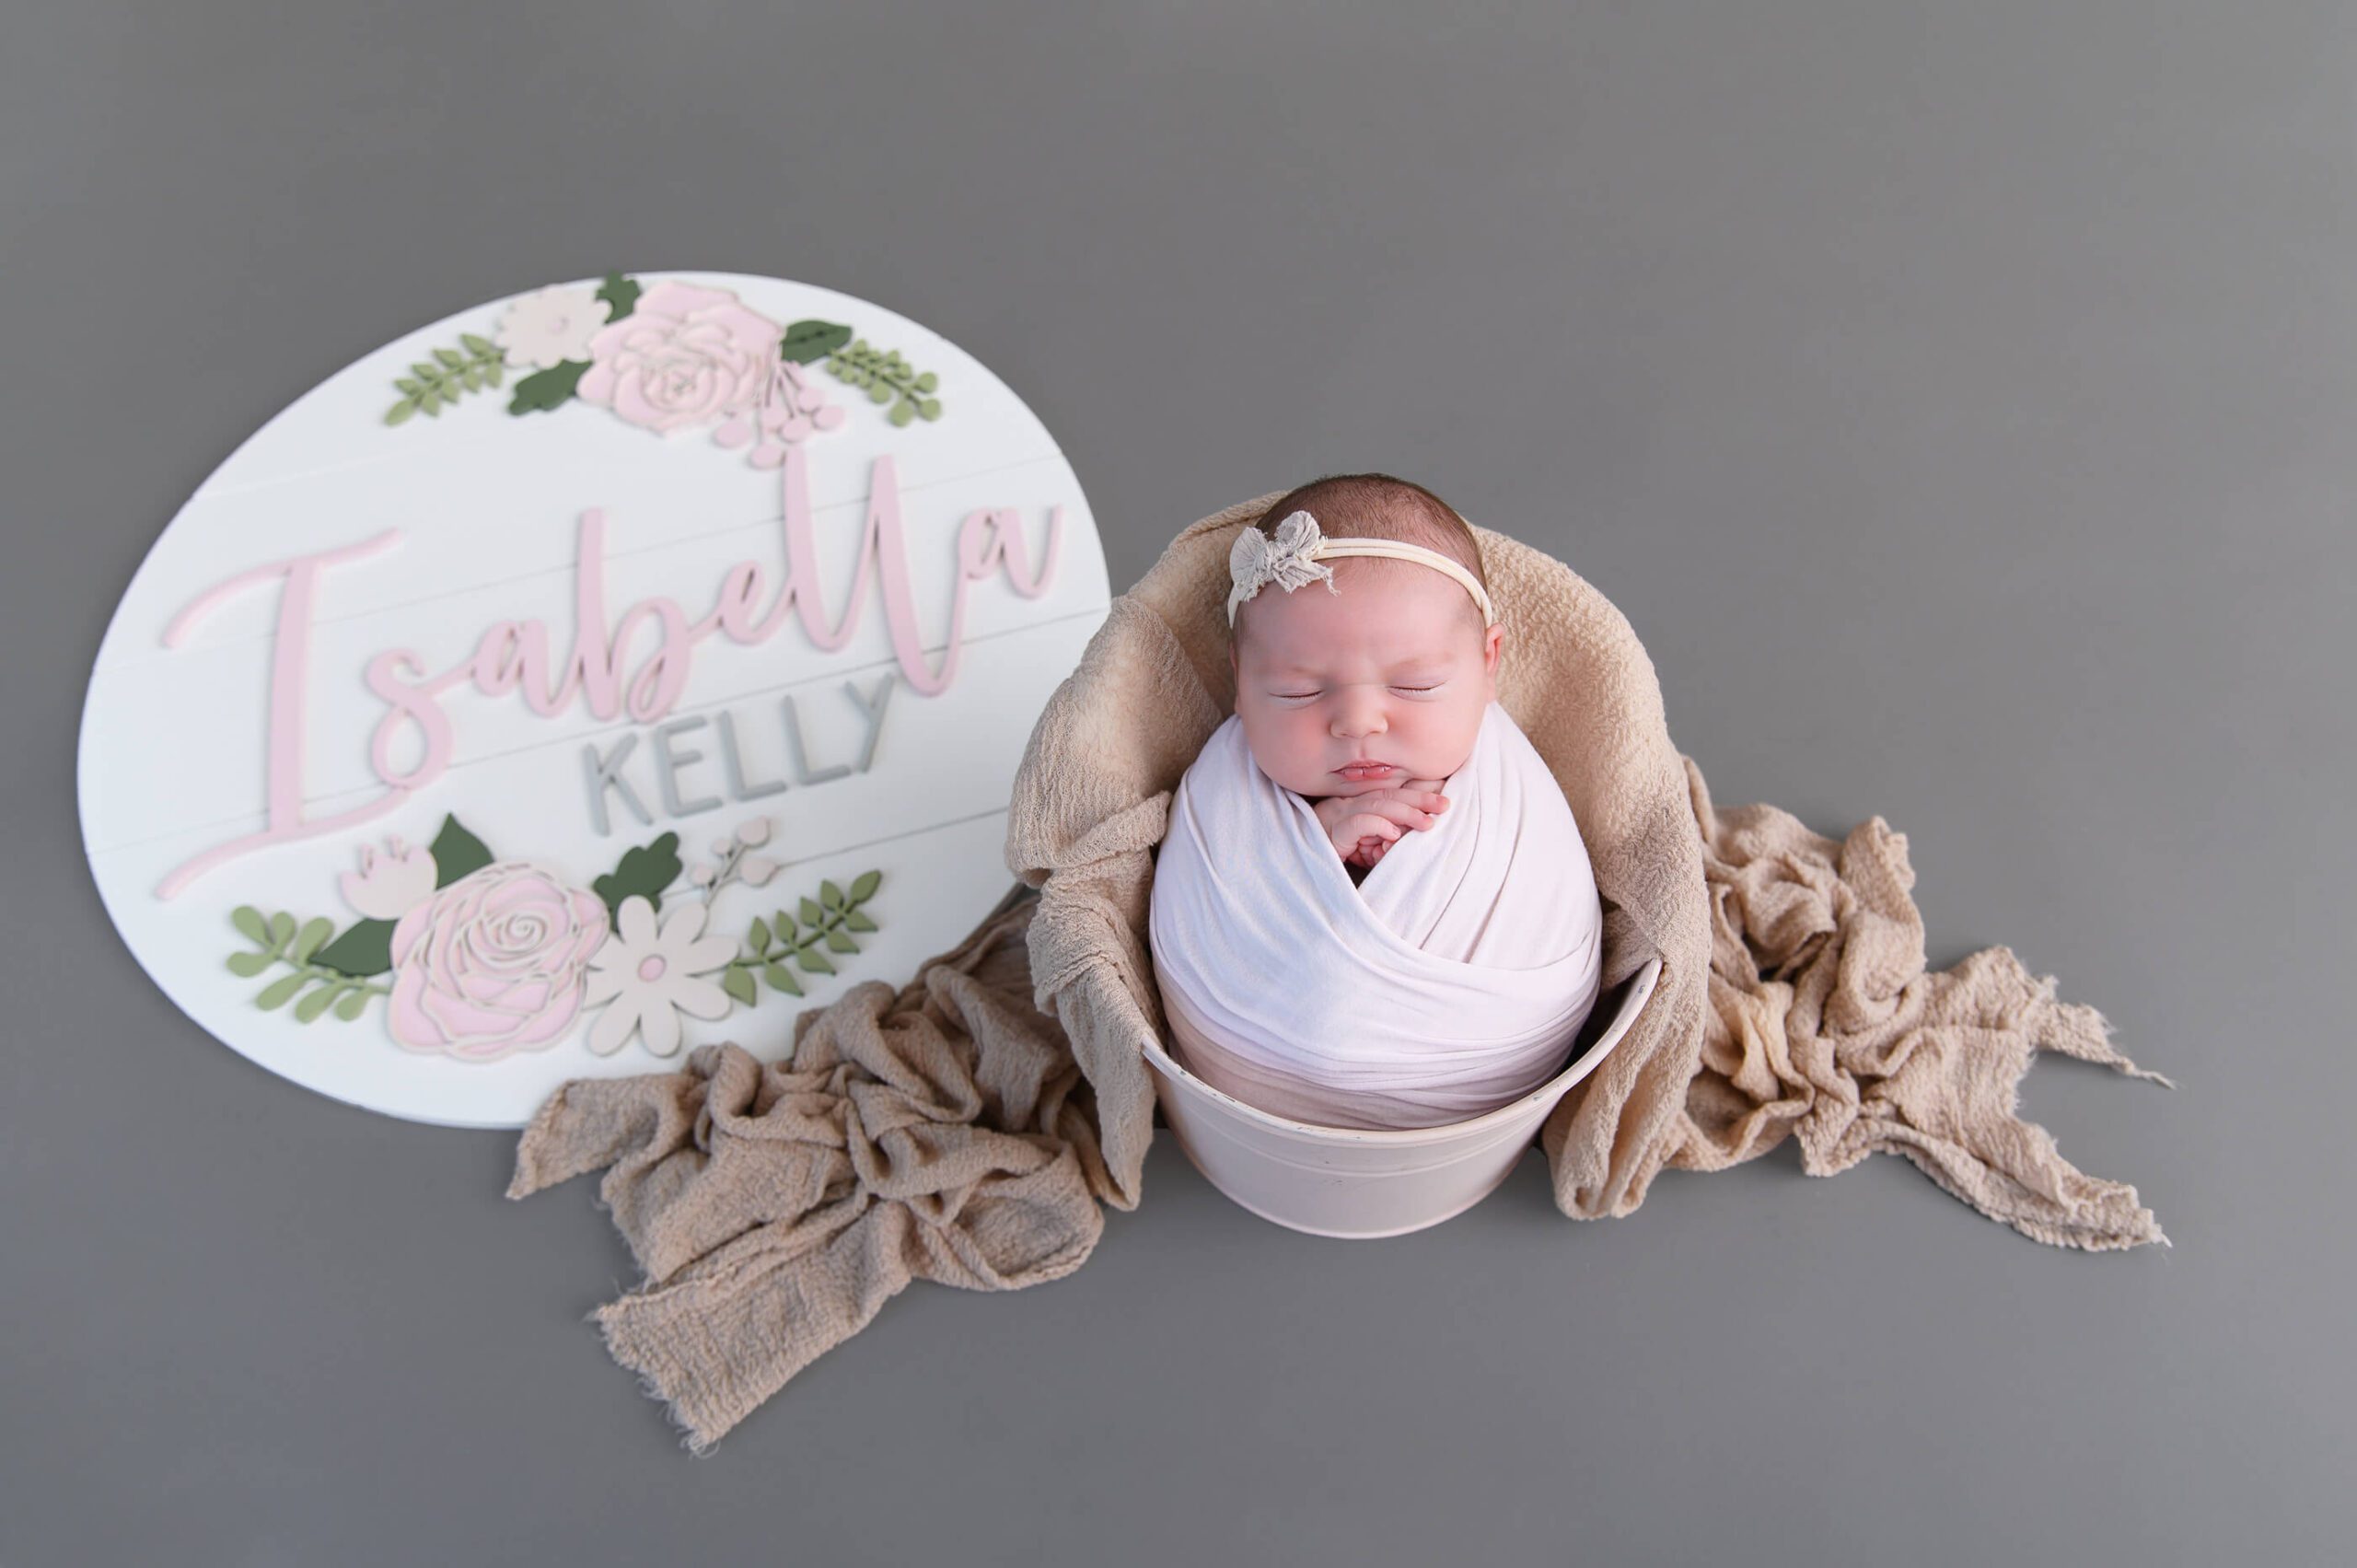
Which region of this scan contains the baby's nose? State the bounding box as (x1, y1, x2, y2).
(1329, 689, 1387, 736)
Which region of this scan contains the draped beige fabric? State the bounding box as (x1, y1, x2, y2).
(511, 489, 2171, 1450)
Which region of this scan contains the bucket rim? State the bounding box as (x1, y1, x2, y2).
(1142, 955, 1663, 1147)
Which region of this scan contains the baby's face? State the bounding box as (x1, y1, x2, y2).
(1228, 561, 1504, 799)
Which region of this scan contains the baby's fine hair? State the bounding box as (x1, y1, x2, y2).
(1237, 471, 1491, 640)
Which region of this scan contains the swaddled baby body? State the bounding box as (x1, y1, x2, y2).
(1148, 474, 1605, 1131)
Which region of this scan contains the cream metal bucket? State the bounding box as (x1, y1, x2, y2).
(1142, 957, 1663, 1239)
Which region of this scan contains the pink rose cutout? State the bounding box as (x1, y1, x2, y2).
(575, 281, 784, 434)
(384, 861, 611, 1063)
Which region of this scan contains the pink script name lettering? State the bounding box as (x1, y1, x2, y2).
(155, 446, 1062, 899)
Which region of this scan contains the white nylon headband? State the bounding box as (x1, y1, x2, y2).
(1225, 508, 1498, 630)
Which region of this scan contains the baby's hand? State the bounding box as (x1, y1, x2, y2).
(1312, 781, 1451, 868)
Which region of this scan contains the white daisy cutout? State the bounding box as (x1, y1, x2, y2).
(493, 282, 612, 370)
(582, 895, 737, 1057)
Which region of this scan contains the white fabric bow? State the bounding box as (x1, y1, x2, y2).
(1226, 510, 1339, 624)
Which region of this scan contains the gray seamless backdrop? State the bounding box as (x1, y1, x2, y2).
(6, 4, 2348, 1564)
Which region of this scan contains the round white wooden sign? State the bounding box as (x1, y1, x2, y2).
(77, 271, 1108, 1127)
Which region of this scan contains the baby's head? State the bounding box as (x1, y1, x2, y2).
(1226, 472, 1504, 799)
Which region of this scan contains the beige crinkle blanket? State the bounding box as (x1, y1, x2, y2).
(511, 490, 2173, 1451)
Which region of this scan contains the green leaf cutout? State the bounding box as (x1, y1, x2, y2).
(226, 951, 273, 979)
(820, 879, 843, 911)
(825, 338, 946, 424)
(721, 967, 758, 1007)
(779, 319, 853, 364)
(762, 962, 803, 998)
(313, 918, 395, 978)
(849, 870, 882, 902)
(508, 359, 589, 415)
(232, 906, 270, 946)
(842, 910, 877, 934)
(747, 916, 772, 953)
(255, 972, 308, 1011)
(795, 948, 835, 976)
(268, 912, 296, 947)
(596, 273, 641, 321)
(798, 897, 824, 926)
(332, 987, 372, 1022)
(384, 333, 504, 426)
(593, 830, 680, 920)
(294, 982, 342, 1024)
(289, 917, 334, 966)
(824, 929, 856, 955)
(428, 814, 493, 887)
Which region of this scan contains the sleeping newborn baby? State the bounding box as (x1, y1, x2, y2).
(1147, 473, 1605, 1131)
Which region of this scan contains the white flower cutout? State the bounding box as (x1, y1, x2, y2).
(493, 283, 612, 370)
(1226, 509, 1337, 623)
(582, 895, 737, 1057)
(338, 836, 437, 922)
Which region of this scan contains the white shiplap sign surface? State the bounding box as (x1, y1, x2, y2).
(77, 272, 1108, 1126)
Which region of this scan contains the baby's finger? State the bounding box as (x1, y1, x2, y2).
(1330, 812, 1404, 852)
(1360, 796, 1442, 832)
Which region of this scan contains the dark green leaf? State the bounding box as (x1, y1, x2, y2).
(313, 917, 396, 978)
(596, 273, 641, 320)
(428, 815, 493, 887)
(779, 319, 853, 364)
(593, 830, 681, 919)
(508, 359, 588, 414)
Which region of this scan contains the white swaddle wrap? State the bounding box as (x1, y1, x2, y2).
(1149, 701, 1605, 1131)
